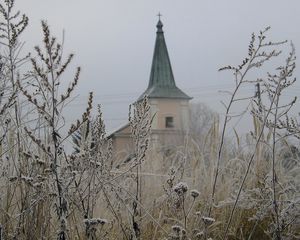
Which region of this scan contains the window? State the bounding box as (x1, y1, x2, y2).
(165, 116, 174, 128)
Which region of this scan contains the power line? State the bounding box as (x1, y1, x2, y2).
(69, 83, 237, 100)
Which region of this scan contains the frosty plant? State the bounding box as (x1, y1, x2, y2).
(18, 21, 92, 239)
(250, 42, 297, 240)
(217, 27, 298, 239)
(0, 0, 28, 145)
(1, 1, 299, 239)
(69, 105, 114, 239)
(164, 176, 203, 239)
(0, 1, 30, 238)
(129, 96, 151, 239)
(209, 27, 288, 217)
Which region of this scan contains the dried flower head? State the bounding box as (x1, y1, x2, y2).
(9, 176, 18, 182)
(195, 211, 202, 216)
(98, 218, 108, 225)
(195, 231, 204, 238)
(173, 182, 188, 195)
(172, 225, 182, 233)
(191, 189, 200, 198)
(83, 218, 108, 226)
(202, 216, 215, 225)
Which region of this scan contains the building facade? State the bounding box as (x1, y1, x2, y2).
(109, 19, 192, 159)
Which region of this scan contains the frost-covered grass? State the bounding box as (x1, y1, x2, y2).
(0, 0, 299, 239)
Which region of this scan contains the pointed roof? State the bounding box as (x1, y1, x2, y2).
(138, 19, 191, 101)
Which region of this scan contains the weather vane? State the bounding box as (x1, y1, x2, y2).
(157, 12, 162, 20)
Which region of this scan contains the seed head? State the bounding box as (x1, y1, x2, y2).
(202, 216, 215, 225)
(173, 182, 188, 195)
(191, 189, 200, 198)
(172, 225, 182, 233)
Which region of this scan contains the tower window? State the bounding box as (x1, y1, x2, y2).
(165, 116, 174, 128)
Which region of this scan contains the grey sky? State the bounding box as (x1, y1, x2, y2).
(16, 0, 300, 131)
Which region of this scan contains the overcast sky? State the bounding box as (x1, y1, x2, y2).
(15, 0, 300, 132)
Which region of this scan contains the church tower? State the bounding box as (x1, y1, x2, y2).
(109, 18, 192, 155)
(138, 18, 191, 143)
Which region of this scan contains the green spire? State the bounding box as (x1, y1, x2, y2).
(138, 18, 191, 101)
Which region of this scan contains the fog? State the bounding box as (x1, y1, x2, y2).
(15, 0, 300, 132)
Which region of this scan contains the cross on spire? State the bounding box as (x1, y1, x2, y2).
(157, 12, 162, 21)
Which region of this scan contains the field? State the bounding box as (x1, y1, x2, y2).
(0, 1, 299, 239)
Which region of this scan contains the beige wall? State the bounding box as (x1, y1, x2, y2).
(111, 125, 133, 161)
(111, 98, 190, 159)
(149, 98, 189, 131)
(113, 136, 133, 153)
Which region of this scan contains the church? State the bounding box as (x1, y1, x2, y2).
(109, 18, 192, 158)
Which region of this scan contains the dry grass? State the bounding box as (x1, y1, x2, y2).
(0, 1, 299, 239)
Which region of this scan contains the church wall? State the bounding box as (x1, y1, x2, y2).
(113, 136, 133, 153)
(111, 124, 133, 161)
(150, 98, 189, 132)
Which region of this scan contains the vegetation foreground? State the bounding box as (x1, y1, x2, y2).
(0, 1, 299, 239)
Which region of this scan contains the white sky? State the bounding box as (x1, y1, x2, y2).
(14, 0, 300, 132)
